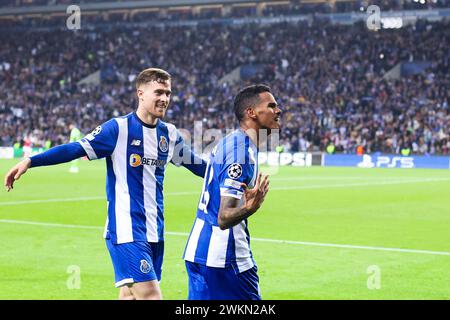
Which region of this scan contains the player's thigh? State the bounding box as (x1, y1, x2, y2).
(185, 261, 210, 300)
(130, 280, 162, 300)
(235, 266, 261, 300)
(106, 240, 163, 288)
(150, 241, 164, 281)
(202, 264, 261, 300)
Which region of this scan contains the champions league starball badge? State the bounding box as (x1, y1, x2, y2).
(91, 126, 102, 136)
(227, 163, 243, 179)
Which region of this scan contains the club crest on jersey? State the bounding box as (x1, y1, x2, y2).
(227, 163, 243, 179)
(159, 136, 168, 153)
(129, 154, 141, 167)
(140, 259, 152, 274)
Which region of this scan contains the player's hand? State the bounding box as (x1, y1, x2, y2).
(241, 173, 270, 215)
(4, 158, 31, 192)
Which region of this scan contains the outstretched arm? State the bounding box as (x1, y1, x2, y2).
(179, 146, 207, 178)
(171, 134, 207, 178)
(218, 173, 269, 230)
(4, 142, 86, 191)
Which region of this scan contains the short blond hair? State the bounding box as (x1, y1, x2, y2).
(135, 68, 171, 89)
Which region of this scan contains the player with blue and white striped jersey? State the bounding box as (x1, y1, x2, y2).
(183, 84, 282, 300)
(4, 68, 206, 300)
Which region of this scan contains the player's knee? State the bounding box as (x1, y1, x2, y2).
(135, 291, 162, 300)
(131, 281, 162, 300)
(119, 286, 135, 300)
(140, 287, 162, 300)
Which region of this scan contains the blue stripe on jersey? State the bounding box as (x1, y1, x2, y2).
(105, 156, 117, 242)
(244, 219, 251, 249)
(244, 136, 250, 167)
(226, 226, 238, 272)
(155, 121, 169, 240)
(222, 136, 227, 164)
(127, 115, 146, 241)
(233, 135, 238, 164)
(194, 223, 212, 262)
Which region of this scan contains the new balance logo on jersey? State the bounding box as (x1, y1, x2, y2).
(131, 139, 141, 146)
(129, 154, 166, 167)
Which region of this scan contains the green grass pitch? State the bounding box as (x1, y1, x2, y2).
(0, 159, 449, 299)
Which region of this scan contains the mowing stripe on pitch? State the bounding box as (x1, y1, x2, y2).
(2, 177, 450, 206)
(0, 219, 449, 257)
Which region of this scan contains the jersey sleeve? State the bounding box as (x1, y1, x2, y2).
(78, 119, 118, 160)
(171, 130, 207, 177)
(216, 153, 254, 200)
(30, 142, 86, 168)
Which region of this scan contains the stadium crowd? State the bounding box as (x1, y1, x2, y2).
(1, 0, 448, 11)
(0, 17, 448, 155)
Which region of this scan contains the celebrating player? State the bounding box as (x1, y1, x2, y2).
(4, 68, 206, 300)
(183, 84, 282, 300)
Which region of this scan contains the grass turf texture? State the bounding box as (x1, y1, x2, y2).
(0, 159, 449, 299)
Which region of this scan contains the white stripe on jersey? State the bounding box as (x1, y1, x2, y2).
(78, 139, 98, 160)
(220, 187, 243, 199)
(233, 221, 254, 273)
(184, 218, 205, 262)
(206, 226, 229, 268)
(166, 123, 178, 165)
(143, 126, 159, 242)
(112, 117, 133, 244)
(103, 201, 109, 238)
(248, 147, 257, 185)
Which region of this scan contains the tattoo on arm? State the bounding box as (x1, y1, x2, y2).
(218, 196, 251, 230)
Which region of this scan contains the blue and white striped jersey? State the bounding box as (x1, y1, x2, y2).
(78, 112, 193, 244)
(183, 129, 258, 273)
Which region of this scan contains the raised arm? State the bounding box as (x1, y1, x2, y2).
(218, 173, 269, 230)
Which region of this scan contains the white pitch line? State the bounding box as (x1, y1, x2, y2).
(0, 192, 198, 206)
(1, 177, 449, 206)
(269, 177, 450, 191)
(0, 219, 449, 257)
(0, 196, 105, 206)
(270, 176, 449, 181)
